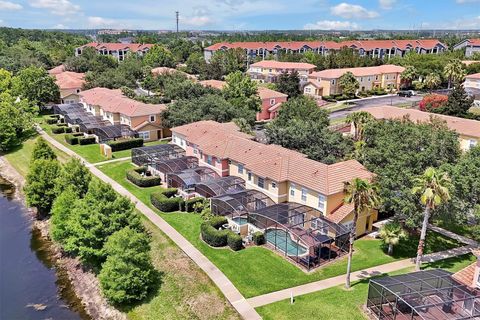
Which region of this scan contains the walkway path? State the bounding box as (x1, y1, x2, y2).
(89, 156, 131, 167)
(37, 128, 261, 320)
(428, 224, 479, 246)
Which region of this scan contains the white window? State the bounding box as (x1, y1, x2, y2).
(149, 115, 156, 122)
(173, 136, 177, 143)
(290, 184, 295, 196)
(270, 99, 276, 105)
(271, 182, 277, 189)
(207, 155, 212, 165)
(305, 87, 311, 93)
(375, 75, 379, 81)
(318, 194, 326, 212)
(469, 139, 477, 149)
(216, 158, 221, 164)
(258, 177, 265, 189)
(238, 164, 244, 174)
(247, 171, 252, 181)
(138, 131, 150, 140)
(301, 188, 307, 202)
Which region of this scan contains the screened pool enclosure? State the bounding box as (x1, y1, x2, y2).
(152, 156, 198, 176)
(195, 176, 246, 198)
(367, 269, 480, 320)
(167, 167, 219, 191)
(131, 144, 185, 166)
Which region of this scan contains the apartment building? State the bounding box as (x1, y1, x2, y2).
(204, 39, 447, 62)
(465, 73, 480, 90)
(171, 120, 377, 236)
(79, 88, 169, 141)
(247, 60, 316, 83)
(199, 80, 288, 121)
(75, 42, 153, 61)
(48, 65, 85, 104)
(361, 106, 480, 151)
(453, 39, 480, 57)
(303, 64, 405, 97)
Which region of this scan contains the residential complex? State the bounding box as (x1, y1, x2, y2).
(199, 79, 288, 121)
(453, 39, 480, 57)
(303, 64, 405, 97)
(465, 73, 480, 90)
(170, 120, 376, 237)
(361, 106, 480, 151)
(75, 42, 154, 61)
(48, 65, 85, 104)
(79, 87, 169, 141)
(247, 60, 316, 83)
(204, 39, 447, 61)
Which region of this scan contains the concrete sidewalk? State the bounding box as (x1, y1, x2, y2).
(38, 128, 261, 320)
(89, 156, 131, 167)
(428, 224, 479, 246)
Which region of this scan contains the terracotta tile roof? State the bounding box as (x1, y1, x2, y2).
(250, 60, 316, 70)
(151, 67, 196, 80)
(310, 64, 405, 79)
(268, 102, 283, 112)
(53, 71, 85, 90)
(80, 42, 153, 52)
(79, 88, 166, 117)
(305, 79, 323, 88)
(452, 263, 477, 288)
(466, 72, 480, 80)
(48, 64, 65, 75)
(172, 121, 373, 195)
(465, 39, 480, 46)
(257, 87, 287, 100)
(329, 203, 353, 223)
(199, 80, 226, 90)
(363, 106, 480, 138)
(463, 60, 480, 66)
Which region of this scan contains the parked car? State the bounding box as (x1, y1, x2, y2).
(398, 90, 416, 97)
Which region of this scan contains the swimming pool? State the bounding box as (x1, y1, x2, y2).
(265, 229, 308, 256)
(231, 216, 248, 225)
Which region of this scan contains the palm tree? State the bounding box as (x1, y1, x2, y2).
(346, 111, 374, 142)
(443, 60, 466, 89)
(379, 221, 407, 256)
(343, 178, 381, 289)
(425, 73, 441, 92)
(401, 65, 417, 88)
(412, 167, 451, 271)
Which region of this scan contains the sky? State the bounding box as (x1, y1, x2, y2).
(0, 0, 479, 31)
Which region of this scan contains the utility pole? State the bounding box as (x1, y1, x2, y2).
(175, 11, 179, 33)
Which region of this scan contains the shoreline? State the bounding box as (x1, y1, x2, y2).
(0, 156, 126, 320)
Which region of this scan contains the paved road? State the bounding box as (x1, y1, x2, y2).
(329, 95, 422, 119)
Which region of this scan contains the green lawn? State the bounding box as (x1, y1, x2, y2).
(98, 160, 462, 298)
(256, 254, 475, 320)
(433, 216, 480, 242)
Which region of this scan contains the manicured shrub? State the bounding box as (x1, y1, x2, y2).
(46, 118, 58, 124)
(72, 132, 84, 137)
(200, 222, 228, 247)
(64, 127, 73, 133)
(126, 167, 161, 187)
(65, 134, 79, 145)
(185, 197, 204, 212)
(161, 188, 178, 198)
(107, 138, 144, 152)
(253, 231, 265, 245)
(227, 232, 243, 251)
(51, 126, 65, 134)
(49, 114, 60, 119)
(209, 216, 228, 229)
(56, 123, 67, 127)
(419, 94, 448, 112)
(79, 137, 96, 145)
(150, 189, 183, 212)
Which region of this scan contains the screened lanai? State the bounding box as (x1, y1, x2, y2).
(92, 125, 138, 143)
(152, 156, 198, 177)
(367, 269, 480, 320)
(210, 189, 275, 217)
(195, 176, 246, 198)
(131, 144, 186, 166)
(167, 167, 219, 191)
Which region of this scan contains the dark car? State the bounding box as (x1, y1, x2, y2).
(397, 90, 415, 97)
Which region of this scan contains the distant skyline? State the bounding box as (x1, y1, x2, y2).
(1, 0, 480, 31)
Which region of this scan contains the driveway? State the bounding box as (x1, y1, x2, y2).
(329, 95, 423, 119)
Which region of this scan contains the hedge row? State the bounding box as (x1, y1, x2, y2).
(52, 126, 66, 134)
(200, 216, 243, 251)
(253, 231, 265, 245)
(126, 167, 161, 187)
(79, 137, 96, 145)
(151, 189, 182, 212)
(46, 118, 58, 125)
(107, 138, 144, 152)
(185, 197, 204, 212)
(65, 134, 79, 145)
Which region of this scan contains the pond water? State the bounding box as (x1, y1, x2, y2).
(0, 175, 90, 320)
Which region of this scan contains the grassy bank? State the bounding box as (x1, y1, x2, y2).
(256, 254, 475, 320)
(98, 160, 461, 298)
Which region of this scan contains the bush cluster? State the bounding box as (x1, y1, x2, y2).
(107, 138, 144, 152)
(51, 126, 65, 134)
(126, 167, 161, 187)
(200, 216, 243, 251)
(184, 197, 204, 212)
(150, 189, 183, 212)
(65, 127, 73, 133)
(253, 231, 266, 245)
(227, 232, 243, 251)
(46, 118, 58, 124)
(65, 134, 79, 145)
(79, 137, 96, 145)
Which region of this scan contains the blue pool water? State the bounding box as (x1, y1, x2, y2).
(231, 217, 248, 225)
(265, 229, 308, 256)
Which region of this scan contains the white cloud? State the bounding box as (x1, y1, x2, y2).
(304, 20, 359, 30)
(87, 16, 121, 28)
(0, 1, 22, 10)
(331, 2, 379, 19)
(53, 23, 68, 29)
(29, 0, 80, 16)
(379, 0, 396, 9)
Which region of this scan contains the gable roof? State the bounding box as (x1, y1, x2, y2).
(466, 72, 480, 80)
(79, 42, 153, 52)
(257, 87, 288, 100)
(199, 80, 226, 90)
(250, 60, 316, 70)
(363, 106, 480, 138)
(79, 88, 166, 117)
(48, 64, 65, 75)
(310, 64, 405, 79)
(53, 71, 85, 90)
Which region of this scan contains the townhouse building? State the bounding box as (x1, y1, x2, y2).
(303, 64, 405, 97)
(361, 106, 480, 151)
(171, 120, 377, 236)
(204, 39, 446, 62)
(453, 39, 480, 57)
(48, 65, 85, 104)
(79, 88, 169, 141)
(75, 42, 153, 61)
(199, 80, 288, 121)
(465, 73, 480, 90)
(247, 60, 316, 83)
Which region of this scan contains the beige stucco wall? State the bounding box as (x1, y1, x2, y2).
(460, 135, 479, 151)
(338, 209, 378, 237)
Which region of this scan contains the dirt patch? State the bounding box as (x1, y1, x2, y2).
(186, 292, 226, 320)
